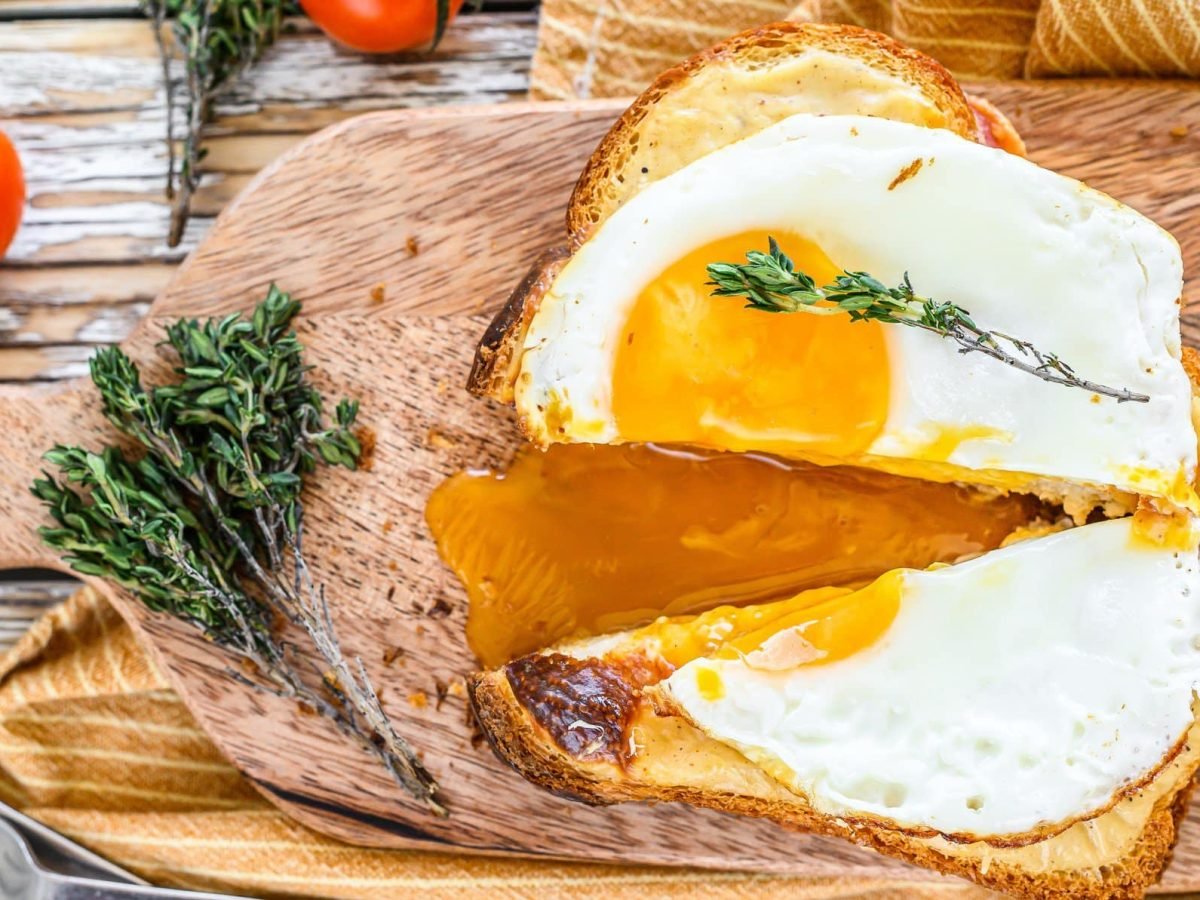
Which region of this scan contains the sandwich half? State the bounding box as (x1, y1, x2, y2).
(470, 514, 1200, 898)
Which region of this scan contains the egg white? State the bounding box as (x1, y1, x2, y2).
(664, 516, 1200, 838)
(515, 113, 1195, 508)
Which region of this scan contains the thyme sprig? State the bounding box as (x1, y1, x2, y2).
(706, 237, 1148, 404)
(141, 0, 296, 248)
(32, 287, 444, 815)
(142, 0, 456, 248)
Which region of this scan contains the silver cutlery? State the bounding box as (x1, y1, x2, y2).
(0, 809, 253, 900)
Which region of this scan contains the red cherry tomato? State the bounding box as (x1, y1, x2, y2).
(0, 131, 24, 259)
(301, 0, 465, 53)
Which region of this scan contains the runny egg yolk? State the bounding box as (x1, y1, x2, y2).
(610, 230, 890, 458)
(717, 571, 903, 667)
(425, 443, 1041, 667)
(637, 571, 903, 673)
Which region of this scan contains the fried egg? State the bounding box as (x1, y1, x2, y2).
(513, 114, 1195, 512)
(661, 516, 1200, 839)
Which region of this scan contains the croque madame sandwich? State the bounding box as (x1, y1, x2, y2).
(456, 22, 1200, 899)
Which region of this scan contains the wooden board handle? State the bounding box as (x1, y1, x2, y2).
(0, 380, 95, 572)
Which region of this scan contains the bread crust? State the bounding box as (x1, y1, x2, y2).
(469, 666, 1199, 899)
(566, 22, 981, 244)
(467, 248, 568, 402)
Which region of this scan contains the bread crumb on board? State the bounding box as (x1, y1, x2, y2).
(356, 426, 377, 471)
(426, 428, 457, 450)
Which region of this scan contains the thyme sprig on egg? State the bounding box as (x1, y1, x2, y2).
(706, 237, 1148, 404)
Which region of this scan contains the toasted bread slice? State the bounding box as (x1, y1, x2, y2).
(565, 22, 1019, 244)
(471, 657, 1199, 899)
(470, 22, 1024, 401)
(469, 520, 1200, 898)
(467, 24, 1200, 522)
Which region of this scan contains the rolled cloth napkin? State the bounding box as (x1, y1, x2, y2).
(528, 0, 1200, 99)
(0, 586, 997, 897)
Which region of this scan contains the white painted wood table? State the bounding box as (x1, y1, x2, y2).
(0, 0, 540, 652)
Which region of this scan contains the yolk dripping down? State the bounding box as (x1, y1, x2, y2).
(610, 230, 890, 458)
(425, 443, 1041, 667)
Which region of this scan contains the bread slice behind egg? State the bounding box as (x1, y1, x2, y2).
(564, 22, 1020, 244)
(468, 23, 1199, 522)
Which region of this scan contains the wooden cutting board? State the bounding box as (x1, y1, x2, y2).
(0, 81, 1198, 885)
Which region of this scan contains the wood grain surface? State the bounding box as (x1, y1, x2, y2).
(0, 82, 1199, 884)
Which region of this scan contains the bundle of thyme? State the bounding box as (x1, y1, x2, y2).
(707, 237, 1148, 403)
(32, 287, 444, 814)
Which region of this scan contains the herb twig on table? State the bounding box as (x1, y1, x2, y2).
(32, 286, 444, 815)
(141, 1, 457, 249)
(140, 0, 295, 248)
(706, 237, 1148, 403)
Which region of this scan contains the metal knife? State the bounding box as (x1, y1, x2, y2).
(0, 810, 254, 900)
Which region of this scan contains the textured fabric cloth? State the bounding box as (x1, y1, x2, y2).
(0, 586, 996, 898)
(528, 0, 1200, 98)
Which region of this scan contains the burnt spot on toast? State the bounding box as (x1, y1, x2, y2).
(505, 652, 639, 763)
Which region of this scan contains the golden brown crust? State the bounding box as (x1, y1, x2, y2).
(566, 22, 982, 243)
(469, 666, 1200, 898)
(1181, 345, 1200, 387)
(467, 247, 568, 402)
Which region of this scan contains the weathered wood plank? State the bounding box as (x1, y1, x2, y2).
(0, 343, 95, 380)
(0, 0, 140, 17)
(0, 263, 172, 306)
(0, 16, 535, 118)
(0, 298, 149, 343)
(0, 11, 537, 326)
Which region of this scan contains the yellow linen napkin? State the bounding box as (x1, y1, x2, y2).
(528, 0, 1200, 99)
(0, 586, 994, 897)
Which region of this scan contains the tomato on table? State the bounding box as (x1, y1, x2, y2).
(0, 131, 23, 259)
(301, 0, 466, 53)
